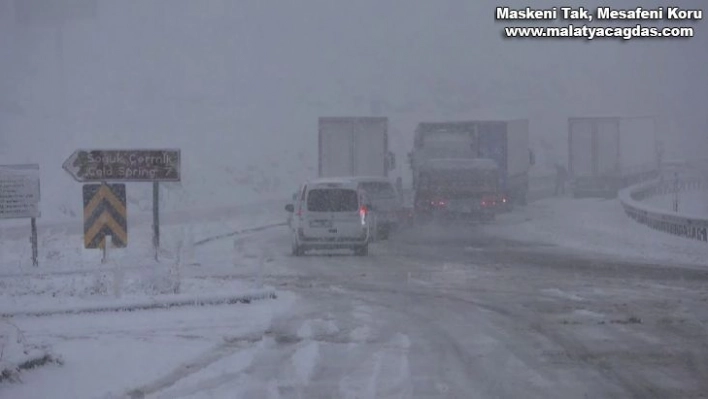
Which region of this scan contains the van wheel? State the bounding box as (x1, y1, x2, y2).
(354, 244, 368, 256)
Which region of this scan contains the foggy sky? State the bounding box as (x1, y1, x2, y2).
(0, 0, 706, 213)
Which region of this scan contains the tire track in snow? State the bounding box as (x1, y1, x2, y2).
(114, 332, 263, 399)
(147, 296, 414, 399)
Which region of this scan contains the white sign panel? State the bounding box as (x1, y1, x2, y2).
(0, 164, 41, 219)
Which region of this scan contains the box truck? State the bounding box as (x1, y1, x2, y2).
(318, 117, 395, 178)
(568, 116, 659, 197)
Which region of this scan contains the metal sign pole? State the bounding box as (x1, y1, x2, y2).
(673, 172, 679, 213)
(30, 217, 38, 266)
(101, 236, 109, 264)
(153, 182, 160, 261)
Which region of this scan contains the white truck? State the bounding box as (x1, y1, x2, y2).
(568, 116, 659, 197)
(318, 117, 395, 178)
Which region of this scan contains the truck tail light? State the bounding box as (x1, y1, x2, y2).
(481, 196, 497, 207)
(430, 199, 447, 207)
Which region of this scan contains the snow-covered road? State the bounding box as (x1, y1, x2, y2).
(3, 197, 708, 398)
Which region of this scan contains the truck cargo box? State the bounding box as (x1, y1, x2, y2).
(568, 116, 658, 197)
(318, 117, 391, 178)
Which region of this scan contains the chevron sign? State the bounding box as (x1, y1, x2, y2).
(83, 183, 127, 249)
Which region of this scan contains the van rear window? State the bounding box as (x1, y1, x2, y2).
(307, 189, 359, 212)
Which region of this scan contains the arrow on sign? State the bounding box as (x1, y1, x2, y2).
(85, 211, 127, 248)
(83, 183, 127, 249)
(62, 150, 88, 182)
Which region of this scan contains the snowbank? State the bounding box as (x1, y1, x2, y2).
(1, 290, 276, 318)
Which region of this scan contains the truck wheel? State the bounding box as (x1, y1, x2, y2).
(354, 244, 369, 256)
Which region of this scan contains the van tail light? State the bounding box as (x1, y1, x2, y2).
(359, 206, 368, 226)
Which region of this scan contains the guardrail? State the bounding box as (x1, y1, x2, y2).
(618, 178, 708, 243)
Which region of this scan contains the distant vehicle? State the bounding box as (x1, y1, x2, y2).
(348, 176, 403, 240)
(318, 117, 396, 178)
(409, 120, 533, 208)
(413, 158, 500, 222)
(285, 178, 372, 256)
(568, 116, 659, 197)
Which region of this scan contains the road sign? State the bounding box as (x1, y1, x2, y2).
(83, 183, 127, 249)
(0, 164, 40, 219)
(14, 0, 97, 25)
(63, 149, 181, 182)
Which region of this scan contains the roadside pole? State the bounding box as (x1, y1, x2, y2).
(153, 182, 160, 261)
(101, 235, 110, 264)
(30, 217, 38, 266)
(673, 172, 680, 213)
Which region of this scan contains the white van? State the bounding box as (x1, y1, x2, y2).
(285, 178, 372, 256)
(348, 176, 403, 240)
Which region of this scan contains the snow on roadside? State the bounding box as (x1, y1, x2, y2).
(0, 321, 58, 383)
(0, 205, 285, 272)
(483, 197, 708, 266)
(0, 292, 297, 399)
(0, 203, 287, 311)
(642, 190, 708, 217)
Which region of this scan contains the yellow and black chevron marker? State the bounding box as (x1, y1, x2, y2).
(83, 183, 127, 249)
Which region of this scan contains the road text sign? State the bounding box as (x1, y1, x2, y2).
(83, 183, 127, 248)
(0, 164, 40, 219)
(63, 149, 181, 182)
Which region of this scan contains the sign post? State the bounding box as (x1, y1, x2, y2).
(0, 164, 41, 267)
(30, 218, 38, 266)
(64, 149, 180, 261)
(153, 181, 160, 261)
(673, 172, 680, 213)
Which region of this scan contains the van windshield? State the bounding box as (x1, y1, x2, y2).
(307, 189, 359, 212)
(359, 182, 396, 199)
